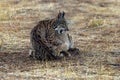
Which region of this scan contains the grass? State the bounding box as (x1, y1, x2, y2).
(0, 13, 10, 21)
(88, 18, 104, 27)
(0, 38, 3, 50)
(0, 0, 120, 80)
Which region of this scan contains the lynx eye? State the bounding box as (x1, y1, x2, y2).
(52, 24, 57, 29)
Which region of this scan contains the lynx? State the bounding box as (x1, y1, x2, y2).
(29, 11, 74, 60)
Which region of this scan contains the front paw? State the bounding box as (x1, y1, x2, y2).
(59, 51, 71, 57)
(68, 48, 80, 56)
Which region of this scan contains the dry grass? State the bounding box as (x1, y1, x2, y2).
(0, 0, 120, 80)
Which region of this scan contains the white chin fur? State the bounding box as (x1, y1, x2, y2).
(55, 28, 59, 31)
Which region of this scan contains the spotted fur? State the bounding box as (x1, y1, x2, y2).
(29, 11, 73, 60)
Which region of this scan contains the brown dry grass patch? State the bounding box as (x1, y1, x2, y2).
(0, 0, 120, 80)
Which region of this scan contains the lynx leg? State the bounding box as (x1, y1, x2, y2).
(68, 34, 74, 49)
(67, 34, 80, 56)
(54, 43, 71, 57)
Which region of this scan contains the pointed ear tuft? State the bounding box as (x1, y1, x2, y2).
(62, 11, 65, 18)
(57, 11, 65, 19)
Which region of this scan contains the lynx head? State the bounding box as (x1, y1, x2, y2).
(52, 11, 69, 34)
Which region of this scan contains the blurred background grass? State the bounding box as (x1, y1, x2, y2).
(0, 0, 120, 80)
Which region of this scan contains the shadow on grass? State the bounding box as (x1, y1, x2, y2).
(0, 49, 83, 72)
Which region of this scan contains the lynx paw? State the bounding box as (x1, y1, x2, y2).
(68, 48, 80, 56)
(59, 51, 71, 57)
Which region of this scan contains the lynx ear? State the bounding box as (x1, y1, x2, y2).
(57, 11, 65, 19)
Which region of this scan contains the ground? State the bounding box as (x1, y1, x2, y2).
(0, 0, 120, 80)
